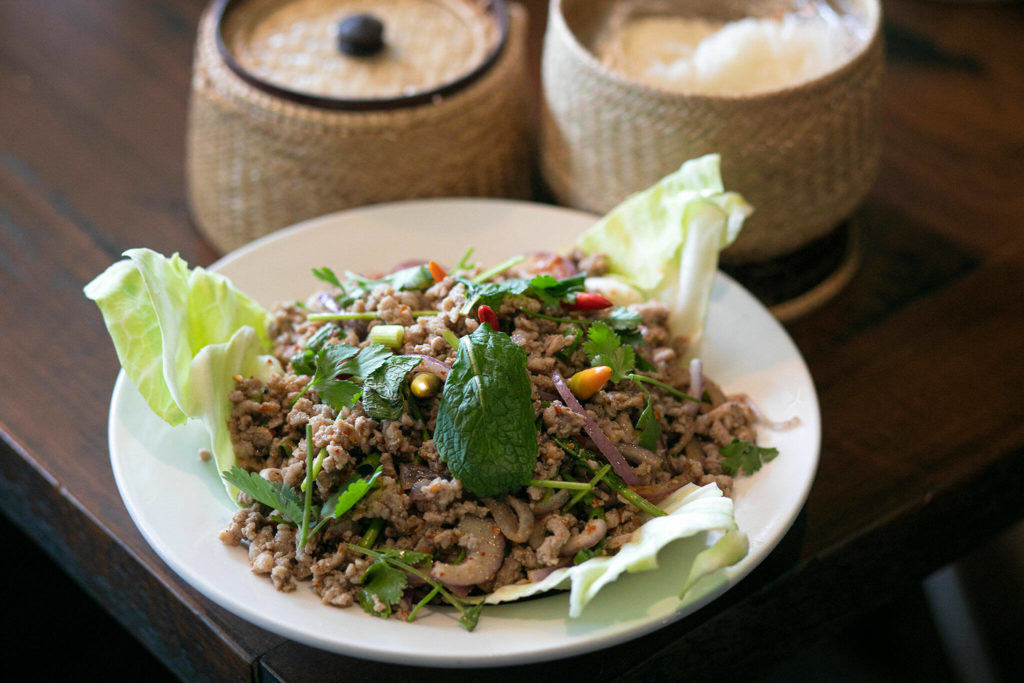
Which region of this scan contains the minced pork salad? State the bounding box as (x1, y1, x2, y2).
(85, 155, 783, 630)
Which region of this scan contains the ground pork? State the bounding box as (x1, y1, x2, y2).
(221, 250, 757, 615)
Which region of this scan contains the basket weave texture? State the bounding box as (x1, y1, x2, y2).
(187, 2, 531, 253)
(540, 0, 883, 263)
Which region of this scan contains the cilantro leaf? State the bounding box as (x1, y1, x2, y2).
(582, 321, 635, 382)
(313, 344, 360, 382)
(358, 560, 408, 617)
(315, 379, 362, 411)
(720, 439, 779, 476)
(362, 355, 422, 420)
(222, 466, 304, 524)
(336, 343, 393, 379)
(306, 344, 361, 410)
(306, 344, 398, 412)
(312, 266, 343, 289)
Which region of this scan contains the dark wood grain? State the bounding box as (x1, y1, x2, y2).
(1, 0, 1023, 681)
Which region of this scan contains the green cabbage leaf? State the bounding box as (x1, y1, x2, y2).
(575, 154, 752, 350)
(84, 249, 281, 498)
(485, 482, 748, 617)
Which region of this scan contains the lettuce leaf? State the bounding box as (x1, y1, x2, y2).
(84, 249, 281, 499)
(485, 482, 748, 617)
(575, 154, 752, 350)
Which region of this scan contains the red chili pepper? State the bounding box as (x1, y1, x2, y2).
(477, 304, 499, 328)
(566, 292, 613, 311)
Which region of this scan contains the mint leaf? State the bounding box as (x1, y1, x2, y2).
(358, 560, 407, 617)
(388, 265, 434, 291)
(362, 355, 422, 420)
(459, 602, 484, 631)
(307, 344, 397, 412)
(604, 306, 642, 331)
(458, 277, 532, 315)
(222, 466, 304, 524)
(434, 325, 537, 497)
(720, 439, 779, 476)
(529, 273, 585, 307)
(583, 321, 635, 382)
(636, 387, 661, 451)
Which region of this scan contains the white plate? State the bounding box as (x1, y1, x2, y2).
(109, 199, 819, 667)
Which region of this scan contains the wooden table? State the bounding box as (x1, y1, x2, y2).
(2, 0, 1022, 680)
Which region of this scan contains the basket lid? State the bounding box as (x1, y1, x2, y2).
(215, 0, 507, 110)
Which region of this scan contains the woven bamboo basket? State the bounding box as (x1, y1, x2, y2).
(541, 0, 883, 263)
(187, 0, 531, 253)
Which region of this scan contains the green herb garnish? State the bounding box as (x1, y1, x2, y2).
(221, 466, 304, 524)
(361, 355, 423, 420)
(720, 439, 779, 475)
(347, 545, 483, 631)
(582, 321, 635, 382)
(309, 465, 384, 538)
(434, 324, 537, 497)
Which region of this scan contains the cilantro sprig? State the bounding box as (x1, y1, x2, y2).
(720, 439, 779, 475)
(222, 466, 304, 525)
(291, 343, 395, 411)
(458, 273, 586, 315)
(346, 545, 485, 630)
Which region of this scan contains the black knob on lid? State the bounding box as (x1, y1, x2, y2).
(337, 13, 384, 56)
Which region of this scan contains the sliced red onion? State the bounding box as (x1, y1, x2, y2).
(391, 259, 428, 272)
(729, 392, 801, 430)
(683, 358, 704, 416)
(551, 369, 639, 486)
(407, 354, 451, 379)
(316, 291, 342, 313)
(537, 390, 559, 403)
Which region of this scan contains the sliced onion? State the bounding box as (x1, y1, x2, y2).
(430, 517, 505, 587)
(532, 488, 570, 514)
(407, 354, 451, 379)
(537, 390, 559, 403)
(618, 443, 661, 467)
(391, 259, 428, 272)
(729, 392, 801, 430)
(631, 474, 693, 501)
(551, 369, 639, 486)
(316, 291, 342, 313)
(683, 357, 704, 416)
